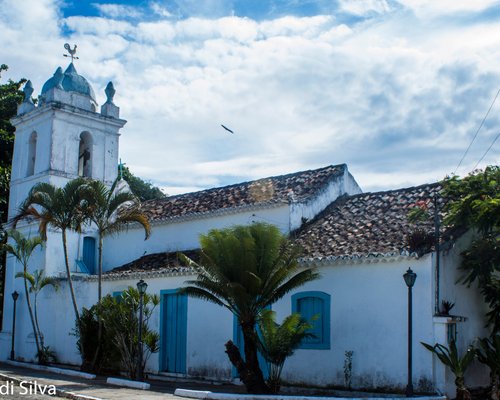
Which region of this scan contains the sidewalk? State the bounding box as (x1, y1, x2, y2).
(0, 362, 183, 400)
(0, 362, 447, 400)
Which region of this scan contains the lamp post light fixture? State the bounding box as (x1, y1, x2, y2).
(11, 291, 19, 360)
(403, 268, 417, 397)
(136, 279, 148, 381)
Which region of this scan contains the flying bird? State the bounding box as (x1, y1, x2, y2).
(221, 124, 234, 134)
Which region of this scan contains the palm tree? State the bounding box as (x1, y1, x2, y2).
(422, 340, 475, 400)
(15, 269, 59, 349)
(13, 178, 88, 323)
(181, 223, 319, 394)
(80, 178, 151, 370)
(1, 229, 43, 358)
(81, 178, 151, 306)
(257, 310, 313, 393)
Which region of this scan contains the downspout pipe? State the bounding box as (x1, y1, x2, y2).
(434, 195, 441, 315)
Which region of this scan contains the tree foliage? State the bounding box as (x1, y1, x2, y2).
(475, 333, 500, 400)
(0, 64, 25, 224)
(121, 165, 166, 201)
(181, 223, 319, 393)
(442, 166, 499, 234)
(77, 288, 160, 379)
(441, 166, 500, 333)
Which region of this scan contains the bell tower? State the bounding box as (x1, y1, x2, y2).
(1, 49, 127, 362)
(8, 61, 126, 219)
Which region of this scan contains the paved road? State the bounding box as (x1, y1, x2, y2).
(0, 378, 66, 399)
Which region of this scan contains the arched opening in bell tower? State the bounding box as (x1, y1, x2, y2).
(26, 131, 37, 176)
(78, 132, 92, 177)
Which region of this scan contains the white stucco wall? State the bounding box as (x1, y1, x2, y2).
(102, 205, 290, 271)
(8, 101, 124, 218)
(289, 169, 362, 231)
(0, 267, 94, 365)
(1, 244, 490, 398)
(271, 256, 436, 392)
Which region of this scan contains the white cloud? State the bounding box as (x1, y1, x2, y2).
(338, 0, 391, 16)
(396, 0, 498, 17)
(150, 2, 173, 18)
(0, 0, 499, 196)
(92, 3, 143, 19)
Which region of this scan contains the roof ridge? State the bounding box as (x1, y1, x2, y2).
(347, 181, 441, 200)
(293, 181, 441, 237)
(143, 163, 347, 205)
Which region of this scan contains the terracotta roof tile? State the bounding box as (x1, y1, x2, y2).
(141, 164, 346, 222)
(295, 183, 445, 258)
(107, 249, 199, 275)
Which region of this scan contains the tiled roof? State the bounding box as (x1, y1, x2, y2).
(109, 182, 451, 276)
(106, 249, 199, 277)
(295, 183, 445, 259)
(141, 164, 346, 222)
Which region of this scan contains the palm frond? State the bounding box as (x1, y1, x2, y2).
(179, 286, 229, 309)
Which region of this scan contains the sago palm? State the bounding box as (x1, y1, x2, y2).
(181, 223, 319, 394)
(422, 340, 475, 400)
(13, 178, 88, 323)
(1, 229, 43, 357)
(257, 310, 313, 393)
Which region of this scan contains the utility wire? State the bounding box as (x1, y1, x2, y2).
(454, 88, 500, 175)
(472, 131, 500, 171)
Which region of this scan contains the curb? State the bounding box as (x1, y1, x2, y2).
(107, 377, 150, 390)
(174, 389, 448, 400)
(0, 371, 104, 400)
(5, 360, 96, 380)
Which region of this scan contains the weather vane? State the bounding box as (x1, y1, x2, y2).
(63, 43, 79, 62)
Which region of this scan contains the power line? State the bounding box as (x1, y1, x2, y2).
(454, 88, 500, 175)
(472, 131, 500, 171)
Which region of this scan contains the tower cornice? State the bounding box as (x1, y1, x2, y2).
(11, 101, 127, 129)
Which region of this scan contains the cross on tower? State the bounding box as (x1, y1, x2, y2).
(119, 159, 127, 179)
(63, 43, 79, 62)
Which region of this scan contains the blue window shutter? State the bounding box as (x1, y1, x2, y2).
(82, 237, 96, 274)
(292, 291, 331, 350)
(297, 296, 323, 344)
(160, 290, 187, 374)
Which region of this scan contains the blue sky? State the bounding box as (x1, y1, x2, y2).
(61, 1, 360, 21)
(1, 0, 499, 194)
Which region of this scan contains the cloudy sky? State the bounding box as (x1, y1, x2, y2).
(1, 0, 499, 195)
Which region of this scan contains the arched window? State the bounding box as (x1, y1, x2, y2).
(292, 291, 331, 349)
(26, 131, 37, 176)
(78, 132, 92, 177)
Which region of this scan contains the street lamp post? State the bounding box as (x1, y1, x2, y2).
(403, 268, 417, 397)
(10, 291, 19, 360)
(136, 279, 148, 381)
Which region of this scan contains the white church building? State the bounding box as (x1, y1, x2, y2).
(0, 61, 490, 397)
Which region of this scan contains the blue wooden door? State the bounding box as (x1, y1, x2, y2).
(232, 315, 269, 378)
(82, 237, 96, 274)
(161, 291, 187, 373)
